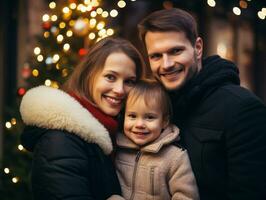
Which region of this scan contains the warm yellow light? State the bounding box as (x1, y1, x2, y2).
(11, 118, 16, 125)
(49, 2, 56, 9)
(80, 5, 87, 12)
(262, 8, 266, 15)
(233, 7, 241, 15)
(62, 69, 69, 77)
(118, 0, 126, 8)
(59, 22, 66, 29)
(66, 30, 73, 37)
(63, 43, 70, 51)
(12, 177, 19, 183)
(53, 54, 60, 63)
(239, 0, 248, 9)
(207, 0, 216, 7)
(56, 64, 60, 70)
(110, 9, 118, 17)
(90, 19, 97, 28)
(62, 7, 70, 14)
(51, 81, 59, 89)
(258, 11, 265, 20)
(34, 47, 41, 55)
(96, 21, 105, 30)
(102, 11, 108, 18)
(32, 69, 39, 77)
(44, 31, 50, 38)
(45, 79, 52, 86)
(70, 3, 77, 9)
(107, 28, 114, 36)
(18, 144, 24, 151)
(51, 15, 58, 21)
(4, 168, 10, 174)
(42, 14, 50, 22)
(88, 32, 96, 40)
(91, 11, 97, 17)
(57, 34, 64, 42)
(5, 122, 12, 129)
(69, 20, 75, 27)
(98, 29, 106, 37)
(96, 8, 103, 14)
(37, 55, 44, 62)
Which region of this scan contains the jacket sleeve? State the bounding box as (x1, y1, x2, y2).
(226, 97, 266, 200)
(31, 130, 98, 200)
(168, 149, 200, 200)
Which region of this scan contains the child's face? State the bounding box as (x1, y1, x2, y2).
(124, 98, 167, 146)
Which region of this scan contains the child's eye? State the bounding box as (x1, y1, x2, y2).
(145, 115, 156, 120)
(127, 113, 136, 118)
(105, 74, 116, 81)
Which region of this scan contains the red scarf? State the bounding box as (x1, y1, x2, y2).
(69, 92, 118, 146)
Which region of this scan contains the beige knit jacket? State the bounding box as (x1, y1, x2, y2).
(113, 124, 199, 200)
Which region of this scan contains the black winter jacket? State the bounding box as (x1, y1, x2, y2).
(170, 55, 266, 200)
(20, 86, 121, 200)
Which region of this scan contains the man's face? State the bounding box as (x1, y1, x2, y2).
(145, 31, 203, 91)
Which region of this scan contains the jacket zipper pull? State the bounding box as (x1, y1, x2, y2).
(135, 151, 141, 162)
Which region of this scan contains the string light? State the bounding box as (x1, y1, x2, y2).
(49, 2, 56, 9)
(18, 144, 24, 151)
(59, 22, 66, 29)
(53, 54, 60, 63)
(207, 0, 216, 7)
(62, 7, 70, 14)
(63, 43, 70, 51)
(70, 3, 77, 9)
(102, 11, 108, 18)
(96, 8, 103, 14)
(91, 11, 97, 17)
(11, 118, 17, 125)
(88, 32, 96, 40)
(118, 0, 126, 8)
(45, 79, 52, 86)
(44, 31, 50, 38)
(32, 69, 39, 77)
(257, 11, 265, 20)
(57, 34, 64, 43)
(233, 7, 241, 15)
(37, 55, 44, 62)
(45, 57, 53, 65)
(42, 14, 50, 22)
(12, 177, 19, 184)
(66, 30, 73, 37)
(51, 15, 58, 21)
(62, 69, 69, 77)
(96, 21, 105, 30)
(107, 28, 114, 36)
(4, 168, 10, 174)
(110, 9, 118, 17)
(34, 47, 41, 55)
(5, 122, 12, 129)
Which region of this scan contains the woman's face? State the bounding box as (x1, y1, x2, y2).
(91, 52, 137, 116)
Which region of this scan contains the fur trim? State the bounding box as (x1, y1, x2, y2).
(20, 86, 113, 155)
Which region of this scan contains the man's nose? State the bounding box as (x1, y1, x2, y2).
(162, 54, 174, 70)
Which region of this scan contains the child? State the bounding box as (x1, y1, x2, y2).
(114, 80, 199, 200)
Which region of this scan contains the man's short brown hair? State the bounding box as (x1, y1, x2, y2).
(138, 8, 198, 46)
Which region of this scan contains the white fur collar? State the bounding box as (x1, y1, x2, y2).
(20, 86, 113, 155)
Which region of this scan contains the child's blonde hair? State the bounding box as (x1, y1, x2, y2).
(126, 79, 173, 124)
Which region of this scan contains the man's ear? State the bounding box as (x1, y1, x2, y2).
(195, 37, 203, 60)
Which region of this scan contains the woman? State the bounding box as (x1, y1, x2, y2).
(20, 37, 145, 200)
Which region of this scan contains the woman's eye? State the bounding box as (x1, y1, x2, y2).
(105, 74, 116, 81)
(125, 79, 136, 86)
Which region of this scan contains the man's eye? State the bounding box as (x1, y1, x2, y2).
(149, 54, 161, 60)
(170, 48, 182, 55)
(105, 74, 116, 81)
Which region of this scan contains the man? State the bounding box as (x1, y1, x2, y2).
(138, 8, 266, 200)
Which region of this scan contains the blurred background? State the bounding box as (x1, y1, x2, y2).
(0, 0, 265, 199)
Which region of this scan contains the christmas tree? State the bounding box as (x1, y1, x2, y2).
(1, 0, 128, 199)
